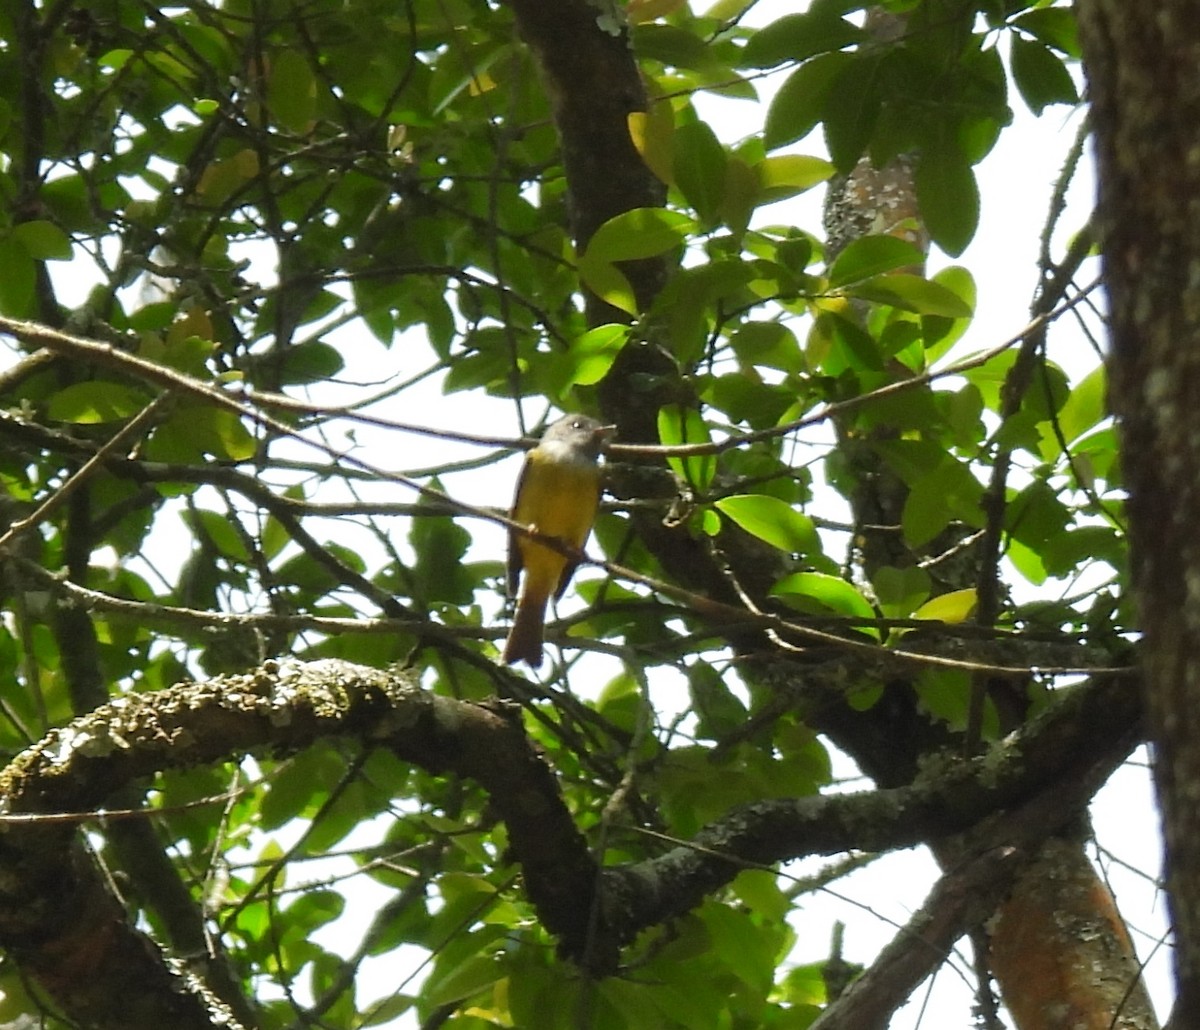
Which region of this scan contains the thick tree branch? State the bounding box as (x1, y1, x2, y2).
(0, 662, 596, 1026)
(0, 659, 1141, 1025)
(811, 839, 1027, 1030)
(603, 671, 1141, 948)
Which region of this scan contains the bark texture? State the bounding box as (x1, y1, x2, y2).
(1078, 4, 1200, 1025)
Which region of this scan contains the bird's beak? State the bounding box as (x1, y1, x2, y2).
(595, 424, 618, 447)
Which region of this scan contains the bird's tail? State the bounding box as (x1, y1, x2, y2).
(502, 589, 548, 667)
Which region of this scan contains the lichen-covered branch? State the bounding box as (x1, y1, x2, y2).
(0, 661, 597, 1024)
(0, 659, 1143, 1023)
(603, 671, 1141, 947)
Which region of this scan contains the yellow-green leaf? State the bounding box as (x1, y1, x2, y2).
(912, 588, 977, 624)
(628, 102, 675, 185)
(576, 252, 638, 315)
(584, 207, 695, 264)
(755, 154, 834, 204)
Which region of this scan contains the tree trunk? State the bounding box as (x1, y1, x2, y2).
(1078, 3, 1200, 1026)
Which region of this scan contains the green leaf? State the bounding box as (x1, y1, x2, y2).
(409, 500, 473, 605)
(128, 301, 179, 331)
(633, 23, 716, 71)
(0, 237, 35, 316)
(715, 494, 819, 555)
(719, 155, 760, 236)
(729, 321, 803, 373)
(700, 903, 776, 994)
(824, 55, 882, 172)
(923, 266, 977, 360)
(601, 970, 724, 1030)
(914, 667, 975, 731)
(443, 344, 514, 393)
(278, 340, 345, 384)
(901, 458, 984, 547)
(779, 962, 829, 1009)
(1054, 365, 1107, 446)
(152, 404, 256, 463)
(872, 564, 931, 618)
(740, 12, 865, 69)
(303, 778, 376, 853)
(576, 255, 635, 316)
(914, 144, 980, 256)
(429, 42, 509, 115)
(424, 954, 503, 1008)
(771, 571, 878, 628)
(262, 499, 295, 561)
(1041, 524, 1123, 578)
(708, 374, 795, 429)
(558, 323, 630, 388)
(1013, 8, 1081, 58)
(360, 996, 416, 1027)
(817, 311, 882, 374)
(46, 382, 151, 424)
(849, 273, 975, 317)
(688, 662, 748, 740)
(1006, 480, 1070, 550)
(658, 405, 715, 491)
(628, 102, 675, 185)
(261, 746, 344, 829)
(673, 120, 727, 224)
(284, 889, 346, 934)
(912, 587, 977, 623)
(651, 258, 752, 363)
(755, 154, 834, 203)
(962, 347, 1018, 410)
(1010, 36, 1079, 115)
(186, 509, 251, 562)
(765, 53, 850, 150)
(12, 219, 72, 260)
(732, 869, 790, 922)
(1008, 537, 1048, 586)
(946, 384, 986, 447)
(195, 149, 260, 206)
(584, 207, 696, 264)
(596, 671, 642, 735)
(706, 0, 755, 19)
(828, 236, 927, 288)
(42, 174, 104, 235)
(207, 408, 258, 461)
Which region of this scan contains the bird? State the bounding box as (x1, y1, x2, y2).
(502, 414, 615, 667)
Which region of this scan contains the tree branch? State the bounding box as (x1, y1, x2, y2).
(0, 659, 1142, 1025)
(0, 661, 600, 1025)
(601, 671, 1142, 950)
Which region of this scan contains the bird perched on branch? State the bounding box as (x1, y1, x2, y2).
(502, 414, 615, 668)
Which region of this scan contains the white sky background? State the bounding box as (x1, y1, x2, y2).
(23, 2, 1173, 1027)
